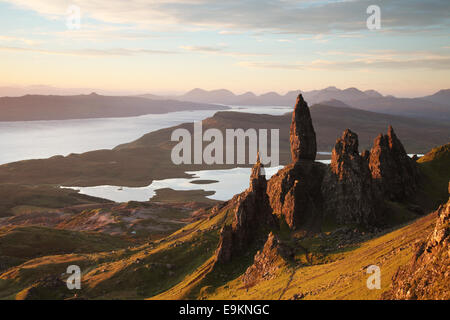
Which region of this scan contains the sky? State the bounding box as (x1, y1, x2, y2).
(0, 0, 449, 97)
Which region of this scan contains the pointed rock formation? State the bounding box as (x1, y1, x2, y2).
(215, 156, 276, 264)
(242, 232, 293, 287)
(250, 152, 266, 193)
(322, 129, 384, 227)
(290, 94, 317, 162)
(383, 192, 450, 300)
(369, 126, 419, 201)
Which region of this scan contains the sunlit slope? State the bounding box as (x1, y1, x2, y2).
(0, 144, 447, 300)
(0, 203, 229, 300)
(206, 213, 436, 300)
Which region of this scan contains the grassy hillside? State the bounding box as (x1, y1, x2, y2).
(200, 212, 437, 300)
(0, 140, 447, 300)
(0, 195, 438, 300)
(0, 226, 131, 273)
(416, 143, 450, 207)
(0, 184, 109, 217)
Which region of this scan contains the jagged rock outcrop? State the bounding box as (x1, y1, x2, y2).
(215, 155, 276, 264)
(322, 129, 384, 227)
(290, 94, 317, 162)
(383, 192, 450, 300)
(369, 126, 419, 201)
(242, 232, 292, 287)
(215, 97, 422, 265)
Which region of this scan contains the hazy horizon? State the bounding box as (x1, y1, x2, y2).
(1, 0, 449, 98)
(0, 84, 448, 99)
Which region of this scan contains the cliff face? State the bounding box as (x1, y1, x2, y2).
(369, 126, 419, 201)
(383, 192, 449, 300)
(322, 129, 384, 227)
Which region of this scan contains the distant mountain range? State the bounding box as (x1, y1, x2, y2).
(0, 86, 448, 122)
(140, 87, 450, 121)
(0, 93, 227, 121)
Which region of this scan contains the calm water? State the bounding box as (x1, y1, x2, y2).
(0, 105, 292, 165)
(63, 160, 337, 202)
(63, 166, 284, 202)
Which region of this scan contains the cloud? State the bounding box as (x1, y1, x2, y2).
(181, 45, 223, 53)
(0, 46, 178, 56)
(4, 0, 450, 35)
(0, 35, 40, 45)
(180, 45, 264, 57)
(33, 24, 161, 42)
(239, 50, 450, 71)
(238, 61, 305, 70)
(218, 30, 244, 35)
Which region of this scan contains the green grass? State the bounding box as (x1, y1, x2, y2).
(417, 143, 450, 207)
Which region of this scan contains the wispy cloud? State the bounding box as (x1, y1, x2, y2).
(239, 50, 450, 71)
(0, 35, 40, 45)
(0, 46, 178, 56)
(33, 25, 161, 42)
(181, 45, 224, 53)
(4, 0, 450, 35)
(180, 45, 264, 57)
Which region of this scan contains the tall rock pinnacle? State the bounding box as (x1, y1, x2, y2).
(290, 94, 317, 162)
